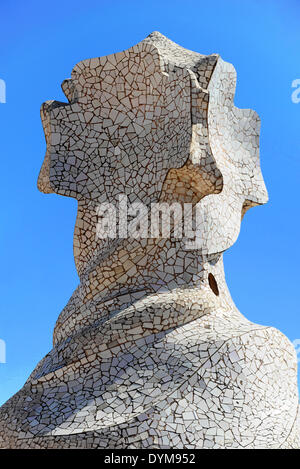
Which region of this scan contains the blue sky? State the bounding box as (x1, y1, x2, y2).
(0, 0, 299, 405)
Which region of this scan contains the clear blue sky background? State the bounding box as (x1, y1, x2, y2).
(0, 0, 299, 406)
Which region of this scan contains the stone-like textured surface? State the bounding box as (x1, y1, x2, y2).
(0, 32, 299, 449)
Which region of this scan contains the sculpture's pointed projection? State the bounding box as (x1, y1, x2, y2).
(0, 33, 298, 449)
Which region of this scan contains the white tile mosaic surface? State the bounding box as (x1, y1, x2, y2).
(0, 32, 298, 449)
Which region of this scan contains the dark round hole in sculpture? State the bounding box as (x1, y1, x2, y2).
(208, 273, 219, 296)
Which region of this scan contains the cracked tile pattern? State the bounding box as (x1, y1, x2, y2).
(0, 32, 298, 449)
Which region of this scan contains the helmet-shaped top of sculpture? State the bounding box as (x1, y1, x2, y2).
(38, 31, 268, 259)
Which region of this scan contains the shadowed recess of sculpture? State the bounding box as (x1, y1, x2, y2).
(0, 32, 299, 449)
